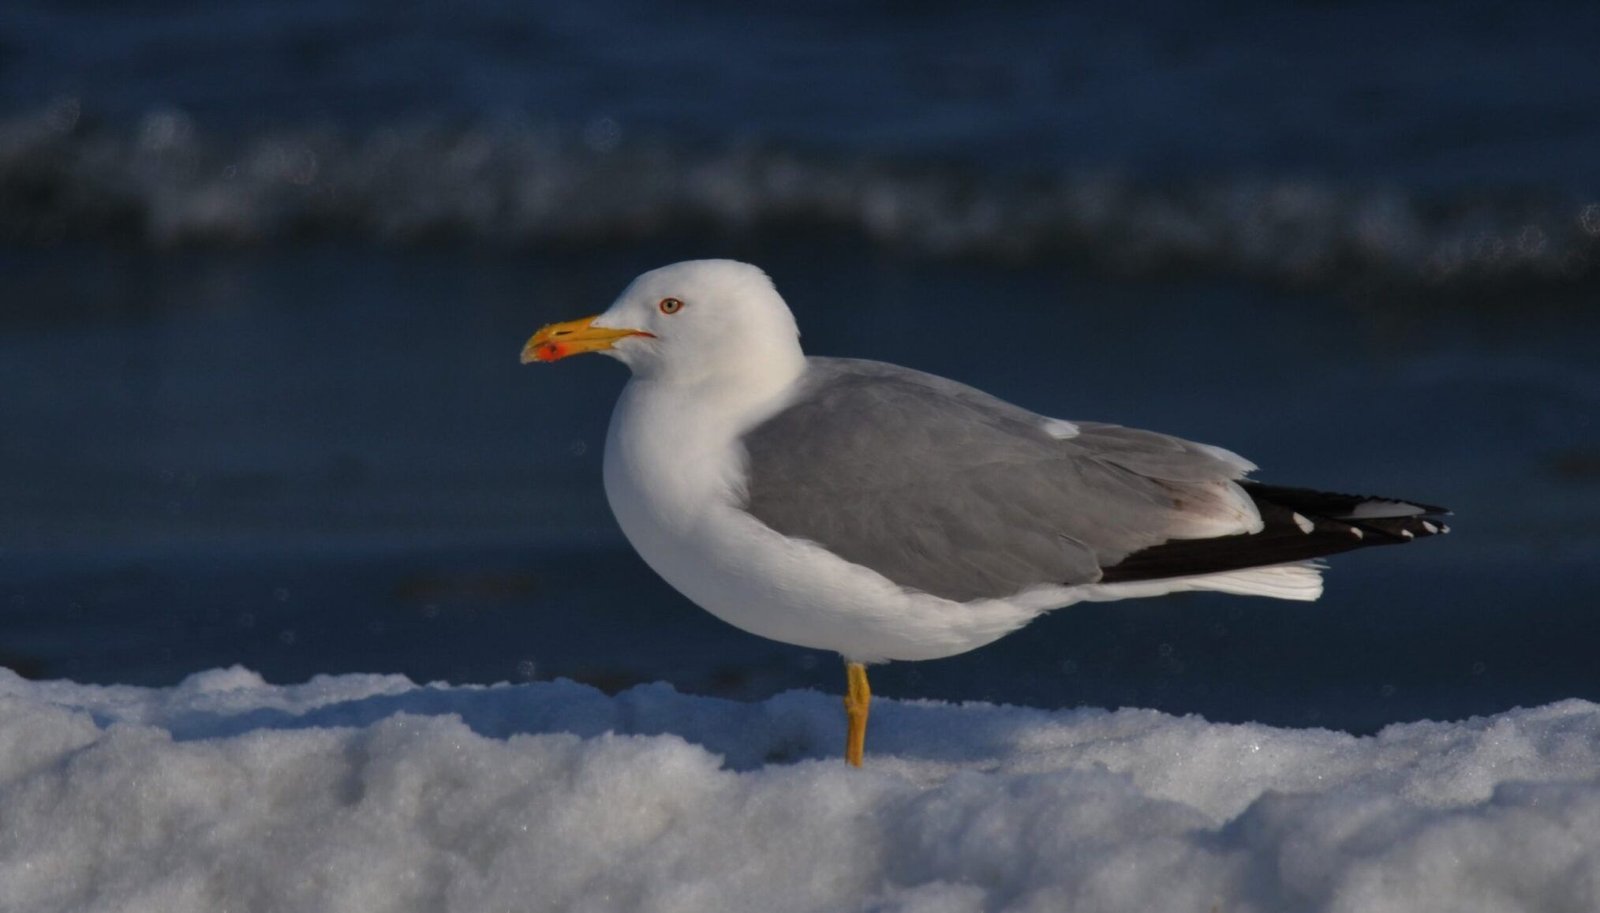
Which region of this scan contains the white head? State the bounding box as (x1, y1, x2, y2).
(522, 260, 804, 387)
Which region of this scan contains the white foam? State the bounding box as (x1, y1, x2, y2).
(1, 667, 1596, 912)
(2, 110, 1593, 292)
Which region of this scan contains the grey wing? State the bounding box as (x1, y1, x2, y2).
(738, 358, 1260, 603)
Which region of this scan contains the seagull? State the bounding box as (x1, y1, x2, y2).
(522, 260, 1449, 766)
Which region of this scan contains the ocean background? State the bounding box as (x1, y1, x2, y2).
(2, 0, 1597, 733)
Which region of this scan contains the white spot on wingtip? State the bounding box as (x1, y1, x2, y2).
(1041, 418, 1080, 440)
(1292, 512, 1314, 534)
(1422, 520, 1439, 534)
(1349, 527, 1364, 539)
(1401, 529, 1415, 539)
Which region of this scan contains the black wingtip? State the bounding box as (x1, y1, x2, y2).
(1099, 482, 1451, 585)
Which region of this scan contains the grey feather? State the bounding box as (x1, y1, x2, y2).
(738, 358, 1255, 602)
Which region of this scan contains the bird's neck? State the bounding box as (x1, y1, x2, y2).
(641, 340, 808, 428)
(621, 352, 805, 446)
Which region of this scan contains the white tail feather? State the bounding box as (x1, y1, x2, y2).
(1078, 561, 1325, 604)
(1181, 562, 1325, 601)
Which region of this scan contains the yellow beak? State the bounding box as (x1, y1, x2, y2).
(520, 315, 653, 364)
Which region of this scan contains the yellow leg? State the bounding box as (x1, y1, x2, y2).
(844, 661, 871, 767)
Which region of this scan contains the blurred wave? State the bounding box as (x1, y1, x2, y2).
(4, 104, 1597, 295)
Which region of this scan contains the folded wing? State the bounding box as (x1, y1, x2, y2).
(739, 358, 1276, 602)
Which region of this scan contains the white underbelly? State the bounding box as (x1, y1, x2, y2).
(614, 493, 1044, 662)
(600, 399, 1045, 662)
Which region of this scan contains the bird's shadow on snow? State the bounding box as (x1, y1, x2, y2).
(156, 678, 1101, 771)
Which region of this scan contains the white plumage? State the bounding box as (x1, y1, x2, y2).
(543, 260, 1321, 663)
(523, 259, 1446, 764)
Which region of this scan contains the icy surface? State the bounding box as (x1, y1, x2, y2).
(2, 668, 1598, 913)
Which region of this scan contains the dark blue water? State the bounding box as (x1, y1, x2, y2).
(8, 1, 1600, 187)
(3, 2, 1599, 287)
(2, 2, 1597, 731)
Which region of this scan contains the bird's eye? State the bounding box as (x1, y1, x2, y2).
(658, 297, 684, 315)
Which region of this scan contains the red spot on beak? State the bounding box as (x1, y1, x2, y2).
(521, 315, 650, 364)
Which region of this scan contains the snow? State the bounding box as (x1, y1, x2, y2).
(2, 667, 1598, 913)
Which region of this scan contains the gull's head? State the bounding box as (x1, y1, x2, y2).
(522, 260, 802, 382)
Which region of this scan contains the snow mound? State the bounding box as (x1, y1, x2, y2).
(2, 667, 1597, 912)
